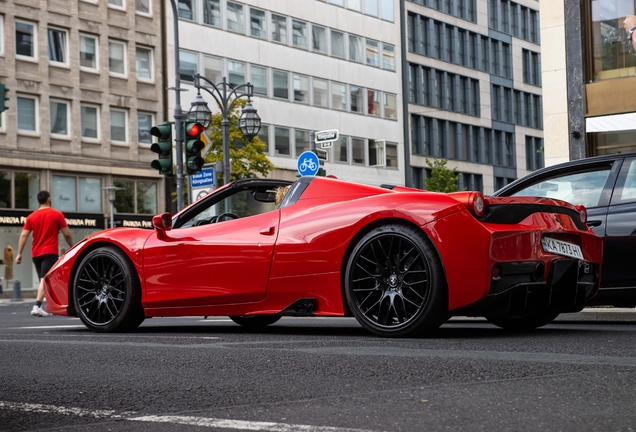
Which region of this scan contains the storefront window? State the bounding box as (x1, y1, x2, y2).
(79, 177, 102, 213)
(52, 176, 77, 212)
(590, 0, 636, 81)
(594, 130, 636, 155)
(114, 179, 135, 213)
(137, 181, 157, 214)
(0, 172, 10, 208)
(0, 171, 39, 209)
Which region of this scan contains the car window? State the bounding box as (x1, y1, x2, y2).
(612, 159, 636, 204)
(511, 169, 611, 208)
(179, 189, 278, 228)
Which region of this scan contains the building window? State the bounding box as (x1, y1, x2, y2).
(295, 129, 310, 156)
(332, 82, 347, 110)
(179, 49, 198, 82)
(114, 179, 157, 215)
(313, 78, 329, 107)
(293, 74, 309, 103)
(108, 0, 125, 9)
(250, 8, 266, 38)
(274, 126, 290, 155)
(135, 0, 151, 14)
(312, 25, 327, 53)
(110, 109, 127, 143)
(50, 100, 69, 137)
(367, 89, 380, 116)
(352, 138, 365, 165)
(380, 0, 394, 21)
(382, 43, 396, 70)
(366, 39, 379, 66)
(138, 112, 153, 144)
(178, 0, 196, 20)
(204, 0, 221, 27)
(16, 21, 36, 59)
(331, 30, 345, 58)
(108, 40, 127, 76)
(136, 46, 153, 80)
(17, 96, 37, 133)
(48, 27, 68, 65)
(368, 140, 385, 166)
(257, 124, 269, 153)
(204, 55, 222, 84)
(335, 135, 349, 163)
(350, 86, 362, 113)
(273, 70, 289, 99)
(349, 35, 363, 62)
(386, 143, 398, 168)
(0, 15, 4, 56)
(228, 60, 245, 87)
(272, 14, 288, 44)
(79, 34, 98, 71)
(226, 2, 245, 34)
(364, 0, 378, 16)
(52, 175, 77, 212)
(81, 105, 99, 140)
(384, 93, 397, 120)
(0, 171, 40, 210)
(251, 65, 268, 96)
(79, 177, 103, 212)
(292, 20, 308, 48)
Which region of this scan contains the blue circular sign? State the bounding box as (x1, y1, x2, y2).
(297, 151, 320, 176)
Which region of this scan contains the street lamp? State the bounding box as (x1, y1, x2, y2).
(187, 74, 261, 185)
(102, 185, 124, 229)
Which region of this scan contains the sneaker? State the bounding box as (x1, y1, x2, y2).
(31, 306, 51, 317)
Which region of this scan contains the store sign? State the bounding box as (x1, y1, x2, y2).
(0, 211, 28, 226)
(0, 210, 105, 229)
(114, 215, 154, 229)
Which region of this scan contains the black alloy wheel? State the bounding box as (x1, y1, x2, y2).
(345, 224, 447, 337)
(486, 311, 560, 331)
(229, 315, 281, 327)
(73, 247, 144, 332)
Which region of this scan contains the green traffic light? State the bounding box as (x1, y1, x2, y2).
(150, 122, 174, 176)
(0, 83, 9, 114)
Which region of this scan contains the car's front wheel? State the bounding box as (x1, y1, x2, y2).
(73, 247, 144, 332)
(486, 311, 560, 331)
(344, 224, 447, 337)
(229, 315, 281, 327)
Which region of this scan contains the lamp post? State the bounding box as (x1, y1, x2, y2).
(187, 74, 261, 185)
(102, 185, 124, 229)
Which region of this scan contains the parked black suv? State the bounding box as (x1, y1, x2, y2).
(494, 153, 636, 307)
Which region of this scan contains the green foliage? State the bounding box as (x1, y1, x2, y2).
(203, 99, 275, 184)
(424, 158, 460, 193)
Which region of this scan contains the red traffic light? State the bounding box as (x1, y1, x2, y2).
(186, 122, 203, 137)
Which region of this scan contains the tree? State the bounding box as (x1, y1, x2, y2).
(424, 158, 460, 193)
(203, 99, 275, 184)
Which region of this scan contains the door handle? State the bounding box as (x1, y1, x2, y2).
(259, 226, 276, 235)
(587, 220, 602, 227)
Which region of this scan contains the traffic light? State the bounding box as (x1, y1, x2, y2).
(150, 122, 174, 176)
(184, 121, 205, 175)
(0, 83, 9, 113)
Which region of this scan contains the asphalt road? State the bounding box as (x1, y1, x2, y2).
(1, 300, 636, 432)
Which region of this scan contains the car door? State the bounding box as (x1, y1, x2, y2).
(604, 157, 636, 289)
(143, 189, 281, 308)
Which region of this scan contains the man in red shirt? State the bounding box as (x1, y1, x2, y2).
(16, 191, 73, 317)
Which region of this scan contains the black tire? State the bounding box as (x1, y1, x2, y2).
(344, 224, 447, 337)
(486, 311, 560, 331)
(229, 315, 281, 327)
(73, 247, 145, 332)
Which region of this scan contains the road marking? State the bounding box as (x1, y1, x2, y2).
(10, 325, 86, 330)
(0, 401, 380, 432)
(130, 415, 382, 431)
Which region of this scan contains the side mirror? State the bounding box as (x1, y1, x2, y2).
(152, 212, 172, 239)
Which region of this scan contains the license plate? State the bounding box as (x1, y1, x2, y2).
(541, 237, 584, 260)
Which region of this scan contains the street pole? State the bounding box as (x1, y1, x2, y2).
(169, 0, 185, 211)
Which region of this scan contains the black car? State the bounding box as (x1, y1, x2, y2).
(494, 152, 636, 307)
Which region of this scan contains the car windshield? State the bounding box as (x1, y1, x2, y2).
(511, 169, 611, 208)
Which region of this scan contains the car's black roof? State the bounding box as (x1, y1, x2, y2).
(493, 152, 636, 197)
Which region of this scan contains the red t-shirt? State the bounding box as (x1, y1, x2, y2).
(24, 208, 68, 258)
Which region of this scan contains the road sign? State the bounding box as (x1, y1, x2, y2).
(315, 129, 339, 144)
(194, 187, 213, 201)
(190, 167, 215, 188)
(297, 151, 320, 176)
(313, 149, 328, 161)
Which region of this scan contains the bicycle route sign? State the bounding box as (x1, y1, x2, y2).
(297, 151, 320, 176)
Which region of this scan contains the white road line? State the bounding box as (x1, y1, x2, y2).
(0, 401, 380, 432)
(9, 325, 87, 329)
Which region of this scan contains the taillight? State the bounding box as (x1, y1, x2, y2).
(468, 192, 486, 217)
(575, 204, 588, 224)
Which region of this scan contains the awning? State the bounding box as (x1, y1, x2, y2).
(586, 113, 636, 132)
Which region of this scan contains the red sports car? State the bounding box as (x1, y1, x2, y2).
(44, 176, 603, 337)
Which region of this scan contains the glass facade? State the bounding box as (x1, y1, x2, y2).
(590, 0, 636, 81)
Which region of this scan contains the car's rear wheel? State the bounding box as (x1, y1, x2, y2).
(73, 247, 144, 332)
(344, 224, 447, 337)
(486, 311, 560, 331)
(229, 315, 281, 327)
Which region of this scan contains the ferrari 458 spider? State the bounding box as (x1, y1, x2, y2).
(44, 176, 603, 337)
